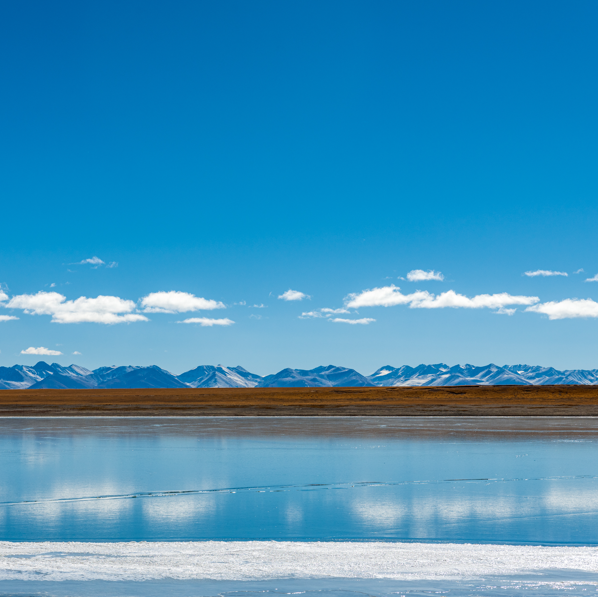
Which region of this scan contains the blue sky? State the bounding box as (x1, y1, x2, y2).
(1, 0, 598, 374)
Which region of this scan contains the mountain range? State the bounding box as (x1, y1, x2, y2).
(0, 361, 597, 389)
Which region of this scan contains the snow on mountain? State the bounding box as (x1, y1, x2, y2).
(1, 361, 597, 389)
(90, 366, 142, 386)
(62, 364, 94, 377)
(0, 365, 42, 389)
(368, 364, 450, 386)
(503, 364, 598, 385)
(367, 363, 531, 386)
(367, 363, 598, 386)
(177, 365, 262, 388)
(258, 365, 373, 388)
(561, 369, 598, 384)
(0, 362, 92, 389)
(29, 373, 97, 389)
(99, 366, 187, 389)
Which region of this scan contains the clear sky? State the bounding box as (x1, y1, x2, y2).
(1, 0, 598, 375)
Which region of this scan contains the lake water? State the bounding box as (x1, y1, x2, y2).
(1, 416, 598, 596)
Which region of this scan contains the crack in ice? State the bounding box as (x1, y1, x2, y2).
(1, 475, 595, 508)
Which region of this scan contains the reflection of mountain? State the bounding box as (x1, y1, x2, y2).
(1, 361, 597, 389)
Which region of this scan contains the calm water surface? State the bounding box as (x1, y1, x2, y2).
(1, 417, 598, 544)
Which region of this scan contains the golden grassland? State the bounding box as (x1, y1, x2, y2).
(1, 385, 598, 416)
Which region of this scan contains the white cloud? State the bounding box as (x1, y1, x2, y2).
(252, 304, 266, 308)
(300, 307, 351, 319)
(21, 347, 62, 356)
(526, 299, 598, 320)
(179, 317, 235, 326)
(299, 311, 324, 319)
(524, 270, 568, 277)
(140, 291, 225, 313)
(73, 351, 82, 355)
(406, 269, 444, 282)
(0, 290, 7, 302)
(574, 269, 584, 274)
(411, 290, 539, 310)
(249, 314, 262, 320)
(0, 315, 18, 322)
(278, 289, 310, 301)
(345, 285, 427, 308)
(585, 274, 598, 282)
(106, 262, 118, 268)
(7, 291, 148, 324)
(345, 285, 539, 312)
(76, 256, 105, 266)
(330, 318, 375, 325)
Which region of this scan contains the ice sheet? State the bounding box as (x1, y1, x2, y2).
(1, 541, 598, 582)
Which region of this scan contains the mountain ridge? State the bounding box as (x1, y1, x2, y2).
(0, 361, 597, 390)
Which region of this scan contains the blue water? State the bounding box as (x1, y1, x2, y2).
(1, 417, 598, 543)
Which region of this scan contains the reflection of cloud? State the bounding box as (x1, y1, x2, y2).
(20, 496, 134, 527)
(352, 493, 537, 531)
(20, 439, 58, 467)
(544, 487, 598, 512)
(285, 504, 303, 524)
(425, 495, 524, 522)
(45, 481, 125, 501)
(143, 495, 215, 522)
(352, 500, 404, 526)
(69, 496, 135, 519)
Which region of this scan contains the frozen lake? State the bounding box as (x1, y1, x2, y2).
(2, 417, 598, 596)
(1, 417, 598, 543)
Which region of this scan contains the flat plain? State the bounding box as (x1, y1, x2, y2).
(1, 385, 598, 416)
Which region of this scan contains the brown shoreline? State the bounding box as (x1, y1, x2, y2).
(1, 385, 598, 416)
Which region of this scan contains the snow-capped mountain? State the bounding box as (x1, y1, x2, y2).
(90, 366, 142, 385)
(99, 366, 188, 389)
(29, 372, 97, 390)
(368, 364, 450, 387)
(502, 364, 598, 385)
(177, 365, 262, 388)
(258, 365, 373, 387)
(0, 365, 42, 389)
(1, 361, 598, 389)
(0, 361, 261, 389)
(367, 363, 598, 386)
(0, 362, 93, 389)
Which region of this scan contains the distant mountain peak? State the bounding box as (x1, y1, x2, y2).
(0, 362, 597, 390)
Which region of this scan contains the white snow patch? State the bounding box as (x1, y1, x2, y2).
(0, 542, 597, 582)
